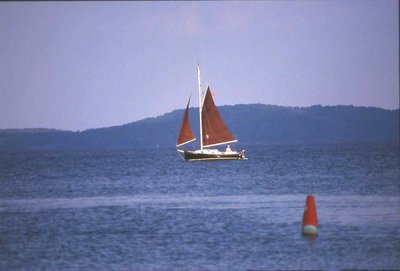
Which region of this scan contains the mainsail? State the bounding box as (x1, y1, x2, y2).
(176, 97, 196, 147)
(201, 86, 237, 148)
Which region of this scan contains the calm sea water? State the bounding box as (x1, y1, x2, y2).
(0, 144, 399, 270)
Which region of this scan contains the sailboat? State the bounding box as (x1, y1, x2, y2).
(176, 64, 247, 161)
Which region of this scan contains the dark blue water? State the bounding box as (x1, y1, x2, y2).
(0, 144, 399, 270)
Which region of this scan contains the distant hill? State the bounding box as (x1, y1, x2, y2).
(0, 104, 398, 151)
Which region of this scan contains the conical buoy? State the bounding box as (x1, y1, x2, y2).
(302, 195, 318, 235)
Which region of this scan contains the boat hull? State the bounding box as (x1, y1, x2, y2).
(177, 149, 247, 161)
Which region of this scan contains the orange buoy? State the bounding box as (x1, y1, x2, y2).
(302, 195, 318, 235)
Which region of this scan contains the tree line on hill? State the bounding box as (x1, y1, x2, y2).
(0, 104, 398, 151)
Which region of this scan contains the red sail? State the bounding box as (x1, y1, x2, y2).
(201, 86, 237, 147)
(176, 97, 196, 147)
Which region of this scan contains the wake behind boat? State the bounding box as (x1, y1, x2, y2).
(176, 64, 247, 161)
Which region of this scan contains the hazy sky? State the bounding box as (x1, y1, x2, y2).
(0, 1, 398, 131)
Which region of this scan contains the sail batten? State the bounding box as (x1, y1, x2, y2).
(176, 97, 196, 147)
(201, 87, 237, 147)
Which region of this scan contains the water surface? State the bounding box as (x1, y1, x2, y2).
(0, 144, 399, 270)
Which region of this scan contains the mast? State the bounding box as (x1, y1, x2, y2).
(197, 63, 203, 150)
